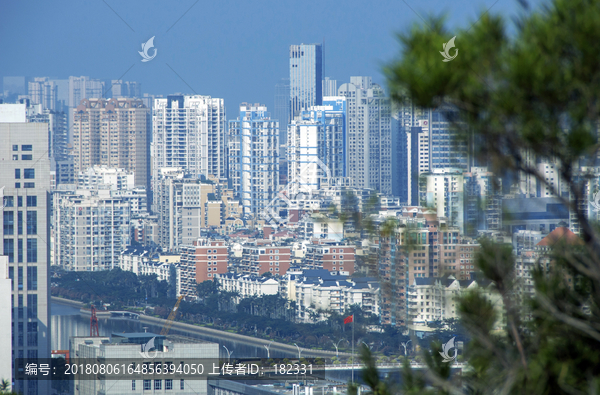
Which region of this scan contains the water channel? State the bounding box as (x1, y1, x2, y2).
(51, 302, 295, 359)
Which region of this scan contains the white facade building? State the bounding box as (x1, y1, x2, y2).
(52, 189, 131, 271)
(228, 104, 279, 216)
(283, 270, 379, 322)
(338, 77, 392, 195)
(0, 119, 51, 395)
(216, 272, 279, 299)
(119, 248, 181, 296)
(152, 95, 227, 189)
(78, 166, 135, 190)
(71, 333, 218, 395)
(420, 168, 465, 233)
(0, 257, 12, 392)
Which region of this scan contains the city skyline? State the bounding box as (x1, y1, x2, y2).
(0, 0, 539, 115)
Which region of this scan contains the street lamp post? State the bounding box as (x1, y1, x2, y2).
(264, 340, 274, 359)
(293, 343, 302, 359)
(333, 339, 347, 358)
(401, 340, 412, 356)
(223, 345, 233, 361)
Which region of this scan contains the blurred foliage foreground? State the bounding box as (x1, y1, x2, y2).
(354, 0, 600, 393)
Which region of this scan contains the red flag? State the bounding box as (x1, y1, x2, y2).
(344, 315, 353, 324)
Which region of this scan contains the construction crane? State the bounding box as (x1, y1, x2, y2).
(90, 305, 100, 337)
(160, 295, 183, 336)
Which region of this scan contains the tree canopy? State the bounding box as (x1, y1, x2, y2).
(354, 0, 600, 393)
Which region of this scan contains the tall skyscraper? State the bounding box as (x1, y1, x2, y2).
(289, 43, 323, 120)
(394, 99, 469, 204)
(229, 104, 279, 216)
(273, 78, 290, 148)
(0, 113, 51, 395)
(287, 97, 347, 195)
(152, 95, 227, 191)
(72, 98, 150, 190)
(338, 77, 392, 195)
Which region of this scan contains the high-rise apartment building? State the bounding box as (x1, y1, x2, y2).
(290, 44, 323, 120)
(322, 77, 337, 96)
(228, 104, 279, 217)
(68, 76, 104, 108)
(28, 78, 58, 111)
(274, 78, 290, 147)
(420, 168, 466, 233)
(52, 189, 131, 271)
(110, 80, 142, 98)
(153, 168, 217, 252)
(287, 97, 346, 196)
(152, 95, 227, 188)
(25, 103, 74, 187)
(72, 98, 150, 190)
(394, 99, 469, 203)
(338, 77, 392, 195)
(0, 118, 51, 395)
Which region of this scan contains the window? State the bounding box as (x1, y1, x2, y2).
(27, 239, 37, 263)
(27, 267, 37, 291)
(18, 197, 22, 207)
(3, 196, 13, 207)
(154, 380, 162, 390)
(12, 155, 18, 161)
(18, 295, 23, 319)
(26, 196, 36, 207)
(21, 155, 32, 160)
(18, 211, 23, 235)
(18, 267, 23, 290)
(27, 211, 37, 235)
(3, 239, 14, 263)
(21, 145, 32, 151)
(3, 211, 14, 235)
(27, 294, 37, 318)
(180, 380, 185, 390)
(143, 379, 151, 390)
(24, 169, 34, 179)
(15, 169, 20, 179)
(165, 379, 172, 390)
(18, 240, 23, 263)
(9, 267, 13, 289)
(12, 145, 18, 151)
(131, 380, 136, 390)
(14, 183, 20, 188)
(24, 183, 34, 188)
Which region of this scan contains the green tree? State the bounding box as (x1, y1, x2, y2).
(353, 0, 600, 393)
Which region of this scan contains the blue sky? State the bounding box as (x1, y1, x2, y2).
(0, 0, 539, 112)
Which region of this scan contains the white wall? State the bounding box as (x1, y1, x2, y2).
(0, 257, 12, 389)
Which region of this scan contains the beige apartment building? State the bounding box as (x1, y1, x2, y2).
(72, 98, 150, 189)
